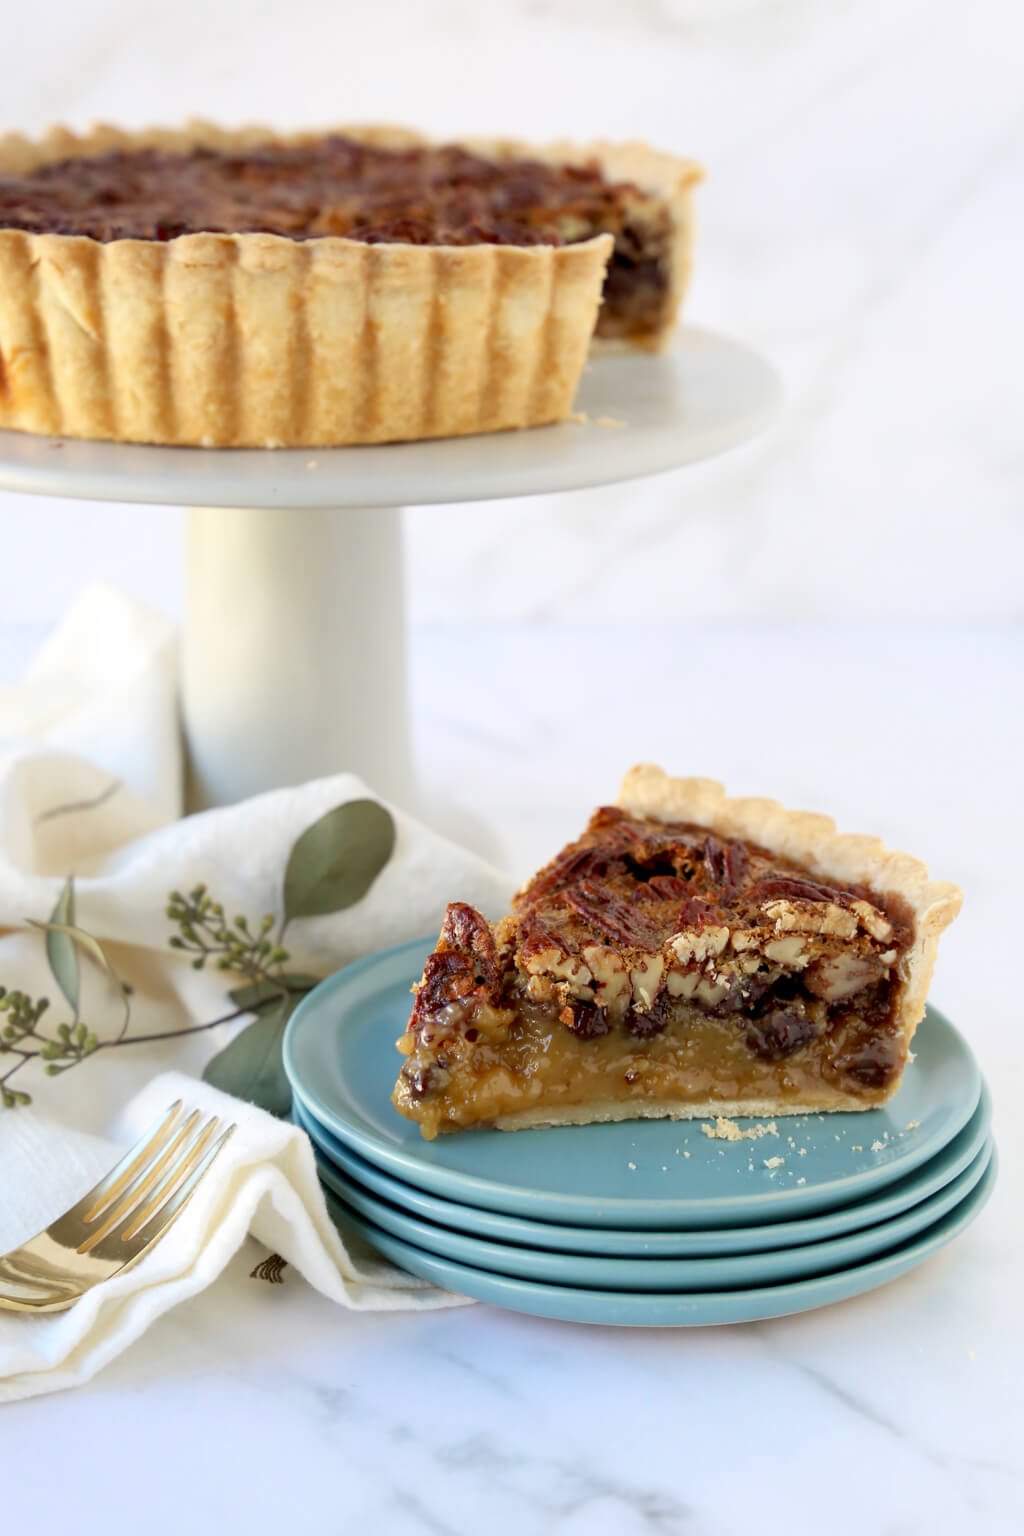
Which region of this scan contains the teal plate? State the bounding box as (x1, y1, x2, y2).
(318, 1138, 992, 1291)
(322, 1152, 998, 1326)
(283, 938, 982, 1230)
(293, 1086, 991, 1256)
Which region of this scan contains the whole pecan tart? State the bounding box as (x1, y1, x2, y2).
(0, 123, 701, 448)
(393, 766, 962, 1138)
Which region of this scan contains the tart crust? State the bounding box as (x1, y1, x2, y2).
(0, 123, 701, 448)
(492, 1095, 871, 1132)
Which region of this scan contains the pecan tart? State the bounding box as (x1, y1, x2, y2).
(0, 124, 701, 448)
(393, 767, 962, 1138)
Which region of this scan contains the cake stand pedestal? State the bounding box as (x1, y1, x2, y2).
(0, 327, 780, 812)
(183, 503, 408, 808)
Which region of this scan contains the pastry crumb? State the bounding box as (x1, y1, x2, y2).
(700, 1117, 778, 1142)
(796, 1176, 806, 1185)
(627, 1161, 637, 1171)
(593, 414, 627, 428)
(871, 1139, 886, 1152)
(763, 1156, 785, 1170)
(905, 1120, 920, 1131)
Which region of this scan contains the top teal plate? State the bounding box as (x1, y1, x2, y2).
(283, 938, 982, 1230)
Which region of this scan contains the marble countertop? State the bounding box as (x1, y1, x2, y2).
(2, 620, 1022, 1536)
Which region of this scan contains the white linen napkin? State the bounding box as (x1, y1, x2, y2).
(0, 585, 514, 1403)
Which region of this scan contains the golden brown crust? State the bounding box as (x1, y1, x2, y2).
(617, 765, 963, 1077)
(0, 122, 699, 447)
(493, 1094, 869, 1131)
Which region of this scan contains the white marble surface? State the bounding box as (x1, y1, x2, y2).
(2, 620, 1023, 1534)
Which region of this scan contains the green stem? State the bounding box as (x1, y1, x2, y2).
(113, 1007, 132, 1046)
(0, 1056, 29, 1088)
(92, 1005, 251, 1051)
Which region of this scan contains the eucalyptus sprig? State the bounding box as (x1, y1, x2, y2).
(167, 887, 290, 983)
(0, 797, 395, 1115)
(0, 986, 100, 1107)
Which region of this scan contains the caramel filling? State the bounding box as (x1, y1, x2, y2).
(394, 986, 904, 1139)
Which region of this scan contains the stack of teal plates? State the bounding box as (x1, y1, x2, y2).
(283, 938, 996, 1326)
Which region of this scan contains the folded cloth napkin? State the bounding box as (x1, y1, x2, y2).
(0, 585, 515, 1403)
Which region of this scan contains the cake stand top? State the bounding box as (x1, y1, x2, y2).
(0, 327, 780, 510)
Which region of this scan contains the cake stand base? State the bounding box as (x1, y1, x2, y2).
(184, 504, 410, 810)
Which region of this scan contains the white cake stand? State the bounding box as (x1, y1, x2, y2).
(0, 326, 780, 811)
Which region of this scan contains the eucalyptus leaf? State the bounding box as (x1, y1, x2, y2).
(202, 997, 297, 1117)
(30, 917, 130, 1034)
(45, 878, 79, 1017)
(283, 800, 395, 924)
(228, 974, 320, 1014)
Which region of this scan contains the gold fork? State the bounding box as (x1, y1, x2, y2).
(0, 1100, 236, 1313)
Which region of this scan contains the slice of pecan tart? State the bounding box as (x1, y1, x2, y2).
(0, 124, 701, 447)
(393, 766, 961, 1138)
